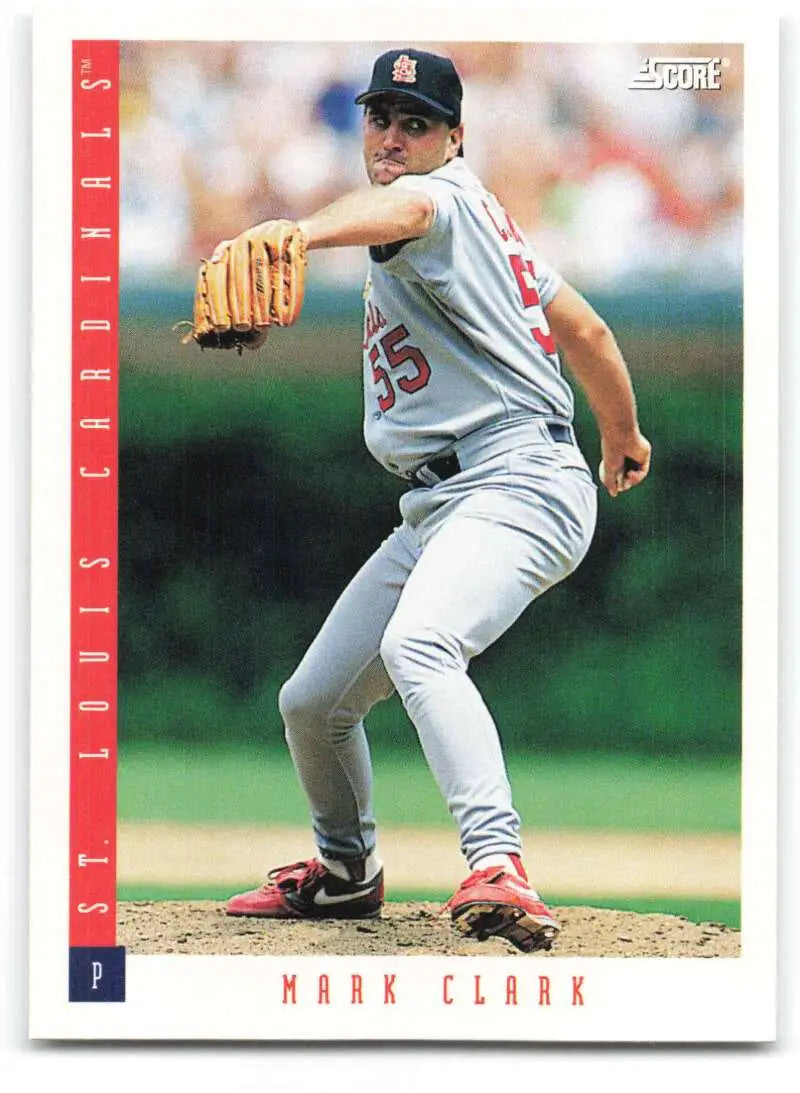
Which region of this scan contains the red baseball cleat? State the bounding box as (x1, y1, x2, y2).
(225, 858, 384, 919)
(442, 855, 559, 952)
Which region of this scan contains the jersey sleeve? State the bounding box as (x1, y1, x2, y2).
(529, 250, 563, 308)
(376, 172, 457, 288)
(390, 171, 455, 236)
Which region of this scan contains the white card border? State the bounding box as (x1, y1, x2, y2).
(26, 0, 780, 1045)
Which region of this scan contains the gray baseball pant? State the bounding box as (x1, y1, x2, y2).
(278, 441, 597, 869)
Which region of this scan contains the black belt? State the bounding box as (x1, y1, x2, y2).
(409, 423, 574, 488)
(412, 451, 461, 487)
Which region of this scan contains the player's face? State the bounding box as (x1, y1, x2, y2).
(363, 98, 463, 185)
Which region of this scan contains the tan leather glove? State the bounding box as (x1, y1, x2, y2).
(178, 220, 307, 353)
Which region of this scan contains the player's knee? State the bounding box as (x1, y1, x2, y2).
(380, 621, 465, 689)
(278, 673, 320, 734)
(278, 671, 356, 744)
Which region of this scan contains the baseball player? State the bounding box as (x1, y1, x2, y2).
(217, 48, 651, 951)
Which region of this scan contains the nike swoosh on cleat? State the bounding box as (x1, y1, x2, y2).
(313, 885, 378, 906)
(496, 877, 544, 900)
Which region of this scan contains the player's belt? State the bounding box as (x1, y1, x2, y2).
(411, 452, 462, 488)
(410, 423, 575, 488)
(545, 423, 574, 445)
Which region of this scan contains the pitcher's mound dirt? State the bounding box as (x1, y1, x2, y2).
(118, 901, 739, 957)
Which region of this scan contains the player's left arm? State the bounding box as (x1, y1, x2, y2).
(194, 184, 435, 353)
(544, 281, 651, 497)
(296, 185, 435, 250)
(207, 185, 435, 264)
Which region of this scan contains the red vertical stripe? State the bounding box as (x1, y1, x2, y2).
(70, 40, 120, 947)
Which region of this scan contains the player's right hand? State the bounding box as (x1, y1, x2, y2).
(598, 432, 651, 497)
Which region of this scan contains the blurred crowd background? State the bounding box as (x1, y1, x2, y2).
(119, 39, 743, 290)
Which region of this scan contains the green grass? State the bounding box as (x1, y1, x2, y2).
(118, 744, 740, 833)
(116, 884, 739, 929)
(565, 897, 739, 929)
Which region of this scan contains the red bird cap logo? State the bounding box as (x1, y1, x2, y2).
(392, 54, 418, 84)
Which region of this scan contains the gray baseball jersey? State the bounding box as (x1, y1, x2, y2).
(362, 158, 574, 478)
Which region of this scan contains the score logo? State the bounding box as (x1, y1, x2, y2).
(629, 56, 728, 91)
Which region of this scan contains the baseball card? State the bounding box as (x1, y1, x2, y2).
(26, 0, 782, 1055)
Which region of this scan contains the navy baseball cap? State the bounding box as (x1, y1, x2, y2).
(355, 49, 463, 126)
